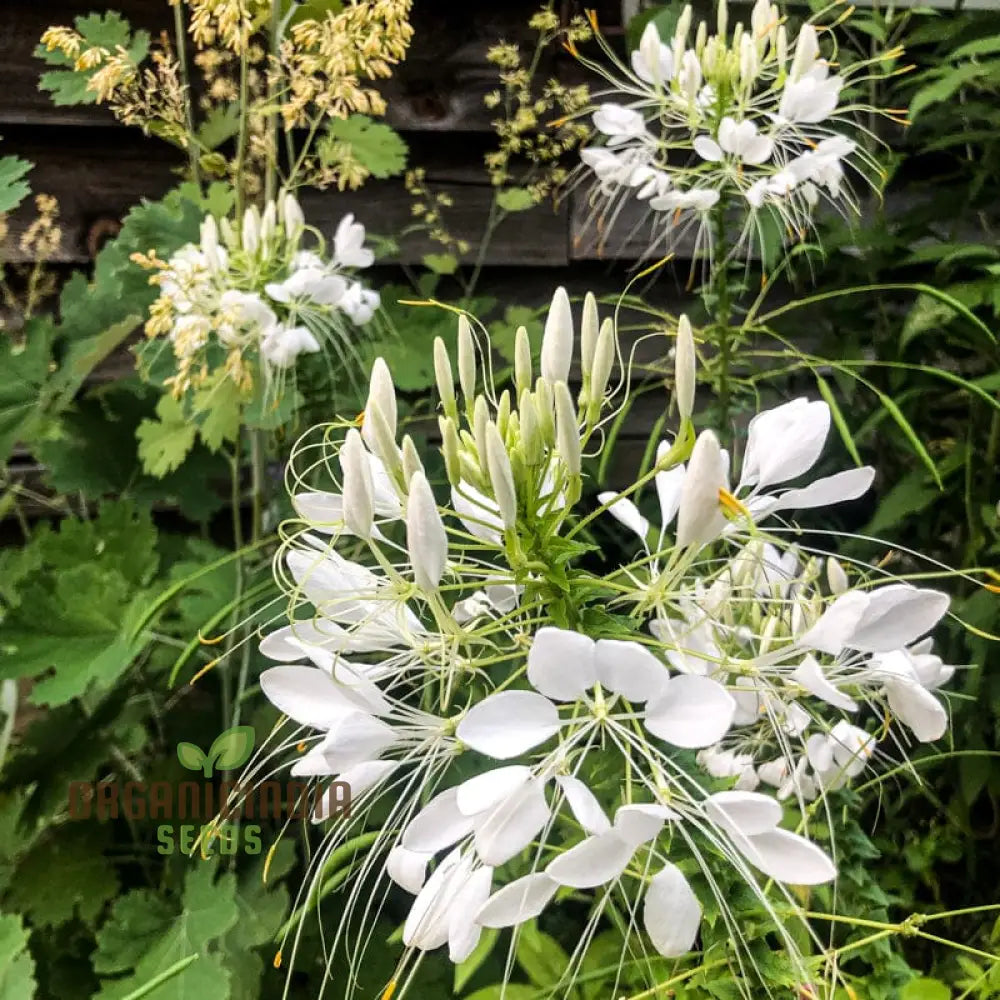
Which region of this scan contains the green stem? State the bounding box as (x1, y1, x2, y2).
(264, 0, 281, 204)
(172, 1, 201, 187)
(708, 196, 733, 431)
(234, 42, 251, 217)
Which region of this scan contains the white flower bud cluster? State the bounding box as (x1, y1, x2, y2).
(146, 193, 379, 396)
(253, 288, 959, 995)
(576, 0, 893, 259)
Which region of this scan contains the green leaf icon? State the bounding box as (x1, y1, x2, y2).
(206, 725, 255, 774)
(177, 742, 206, 773)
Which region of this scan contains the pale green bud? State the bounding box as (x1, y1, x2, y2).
(541, 286, 573, 384)
(260, 200, 277, 246)
(514, 326, 532, 395)
(590, 318, 616, 413)
(219, 216, 236, 247)
(458, 315, 477, 403)
(439, 416, 462, 485)
(554, 381, 581, 478)
(509, 445, 528, 499)
(366, 405, 403, 487)
(434, 337, 457, 417)
(341, 428, 373, 539)
(519, 390, 542, 466)
(282, 191, 305, 239)
(485, 422, 517, 529)
(496, 390, 511, 438)
(473, 396, 490, 474)
(242, 206, 261, 254)
(459, 452, 483, 490)
(534, 377, 556, 445)
(789, 24, 818, 83)
(717, 0, 728, 39)
(826, 557, 849, 595)
(694, 20, 707, 55)
(401, 434, 424, 486)
(580, 292, 599, 377)
(675, 4, 692, 43)
(776, 24, 788, 73)
(675, 314, 696, 421)
(739, 33, 758, 88)
(406, 471, 447, 592)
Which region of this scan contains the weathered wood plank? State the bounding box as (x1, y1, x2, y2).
(2, 129, 568, 266)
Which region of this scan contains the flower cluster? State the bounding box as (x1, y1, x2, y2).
(251, 290, 954, 995)
(573, 0, 896, 259)
(138, 193, 379, 397)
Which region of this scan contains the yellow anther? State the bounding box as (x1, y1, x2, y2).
(273, 951, 283, 969)
(585, 8, 599, 31)
(718, 488, 751, 520)
(296, 741, 308, 752)
(381, 981, 398, 1000)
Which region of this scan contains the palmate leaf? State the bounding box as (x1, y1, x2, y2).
(94, 861, 239, 1000)
(322, 114, 408, 179)
(93, 891, 178, 976)
(36, 12, 150, 107)
(137, 396, 198, 478)
(0, 156, 31, 214)
(0, 319, 52, 462)
(0, 913, 36, 999)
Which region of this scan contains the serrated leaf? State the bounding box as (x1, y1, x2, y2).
(6, 827, 119, 929)
(422, 253, 459, 275)
(93, 891, 178, 976)
(192, 379, 241, 452)
(496, 187, 536, 213)
(196, 105, 240, 151)
(0, 320, 52, 461)
(0, 156, 31, 214)
(208, 726, 255, 772)
(322, 115, 408, 178)
(137, 395, 198, 477)
(0, 912, 36, 999)
(36, 13, 150, 108)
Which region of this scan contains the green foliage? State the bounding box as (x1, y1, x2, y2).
(0, 155, 31, 214)
(321, 114, 408, 179)
(36, 13, 150, 107)
(0, 913, 36, 999)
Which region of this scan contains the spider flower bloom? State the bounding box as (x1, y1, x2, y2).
(571, 0, 898, 262)
(138, 193, 379, 400)
(250, 289, 957, 999)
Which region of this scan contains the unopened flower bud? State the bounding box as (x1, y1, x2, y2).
(679, 50, 702, 101)
(675, 4, 692, 43)
(457, 316, 477, 403)
(554, 381, 581, 478)
(534, 377, 556, 445)
(580, 292, 599, 378)
(826, 557, 849, 595)
(200, 215, 219, 265)
(406, 472, 447, 592)
(519, 390, 542, 465)
(589, 318, 616, 416)
(365, 405, 402, 485)
(717, 0, 728, 39)
(242, 206, 261, 254)
(401, 434, 424, 486)
(282, 191, 305, 238)
(541, 286, 573, 384)
(694, 20, 707, 55)
(485, 422, 517, 529)
(220, 216, 236, 247)
(514, 326, 532, 395)
(789, 24, 819, 83)
(473, 396, 490, 474)
(496, 390, 511, 437)
(363, 358, 398, 450)
(759, 613, 780, 655)
(740, 34, 758, 88)
(675, 314, 696, 421)
(433, 337, 457, 417)
(341, 429, 373, 539)
(439, 416, 462, 485)
(261, 201, 277, 245)
(776, 25, 788, 73)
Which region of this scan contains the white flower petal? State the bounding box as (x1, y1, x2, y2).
(475, 873, 559, 928)
(545, 830, 634, 888)
(769, 467, 875, 513)
(705, 790, 782, 837)
(456, 765, 533, 817)
(388, 846, 431, 894)
(527, 627, 597, 701)
(849, 584, 950, 653)
(403, 849, 469, 950)
(403, 788, 475, 853)
(473, 777, 551, 866)
(407, 472, 448, 592)
(451, 481, 504, 544)
(260, 665, 359, 730)
(293, 491, 344, 530)
(792, 655, 858, 712)
(598, 493, 650, 543)
(556, 775, 611, 834)
(595, 639, 670, 703)
(644, 675, 736, 748)
(293, 711, 396, 775)
(676, 431, 728, 548)
(613, 804, 674, 849)
(655, 458, 685, 528)
(693, 136, 724, 161)
(644, 863, 702, 957)
(448, 866, 494, 963)
(457, 691, 561, 759)
(742, 399, 830, 489)
(884, 678, 948, 742)
(799, 591, 870, 656)
(739, 828, 837, 885)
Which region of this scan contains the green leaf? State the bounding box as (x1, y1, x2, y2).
(207, 725, 255, 772)
(137, 395, 198, 477)
(94, 861, 239, 1000)
(422, 253, 459, 275)
(36, 13, 150, 107)
(515, 924, 570, 988)
(93, 891, 178, 976)
(193, 378, 242, 452)
(196, 105, 240, 151)
(496, 187, 536, 213)
(176, 742, 207, 772)
(465, 987, 535, 1000)
(813, 373, 862, 466)
(0, 156, 31, 214)
(6, 827, 119, 929)
(321, 115, 408, 178)
(0, 320, 52, 461)
(900, 978, 951, 1000)
(0, 913, 36, 999)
